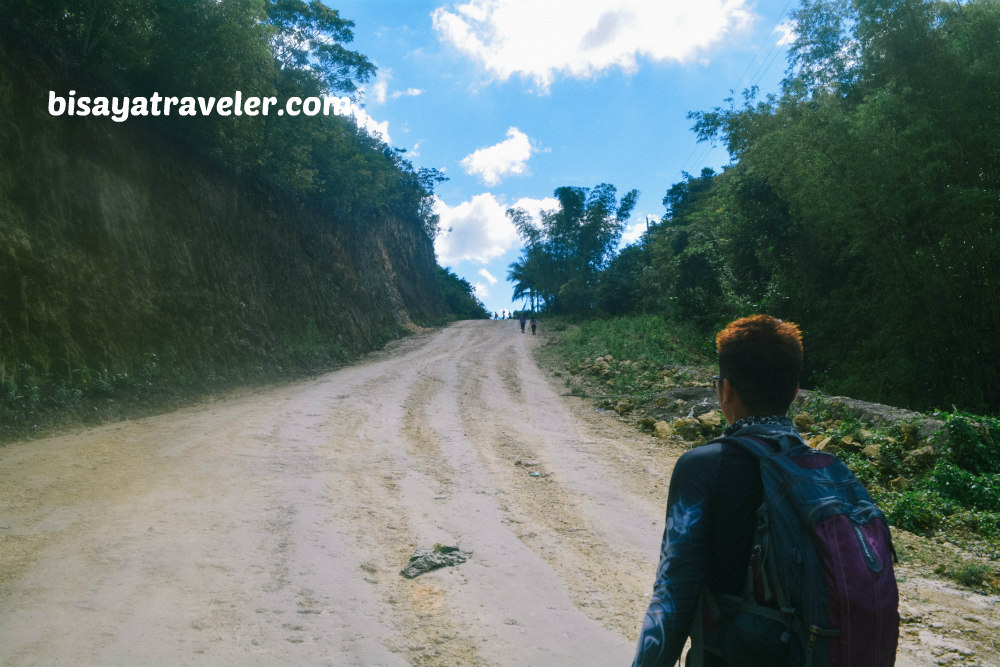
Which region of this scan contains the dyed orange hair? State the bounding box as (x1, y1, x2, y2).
(716, 315, 803, 415)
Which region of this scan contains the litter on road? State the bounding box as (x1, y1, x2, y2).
(400, 545, 472, 579)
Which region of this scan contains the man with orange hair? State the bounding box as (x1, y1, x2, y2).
(633, 315, 898, 667)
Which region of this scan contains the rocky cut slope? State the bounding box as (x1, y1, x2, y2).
(0, 49, 447, 431)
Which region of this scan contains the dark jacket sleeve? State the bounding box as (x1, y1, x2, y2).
(632, 449, 717, 667)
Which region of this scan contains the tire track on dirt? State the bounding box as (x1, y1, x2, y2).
(3, 321, 994, 667)
(452, 334, 655, 640)
(314, 326, 495, 667)
(0, 324, 665, 665)
(412, 323, 629, 666)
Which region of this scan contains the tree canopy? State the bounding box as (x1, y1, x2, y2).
(594, 0, 999, 413)
(0, 0, 443, 237)
(507, 183, 638, 314)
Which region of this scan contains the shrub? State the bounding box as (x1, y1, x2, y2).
(887, 490, 952, 533)
(937, 561, 994, 589)
(922, 460, 1000, 512)
(942, 413, 1000, 474)
(838, 451, 882, 489)
(558, 314, 711, 369)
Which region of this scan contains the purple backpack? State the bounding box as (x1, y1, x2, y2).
(701, 433, 899, 667)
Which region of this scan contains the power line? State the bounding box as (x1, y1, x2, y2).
(731, 0, 793, 95)
(680, 0, 795, 177)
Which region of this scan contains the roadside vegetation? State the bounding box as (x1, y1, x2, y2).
(0, 1, 490, 445)
(0, 268, 487, 444)
(536, 315, 1000, 595)
(510, 0, 999, 417)
(515, 0, 999, 592)
(437, 268, 492, 322)
(0, 319, 413, 444)
(2, 0, 446, 238)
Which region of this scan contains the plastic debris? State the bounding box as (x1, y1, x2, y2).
(400, 544, 472, 579)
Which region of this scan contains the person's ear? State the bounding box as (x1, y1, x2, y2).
(721, 378, 738, 403)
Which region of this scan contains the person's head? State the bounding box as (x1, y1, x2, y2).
(715, 315, 803, 417)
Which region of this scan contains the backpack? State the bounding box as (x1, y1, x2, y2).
(694, 432, 899, 667)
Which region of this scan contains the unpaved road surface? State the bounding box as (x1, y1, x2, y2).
(1, 320, 997, 666)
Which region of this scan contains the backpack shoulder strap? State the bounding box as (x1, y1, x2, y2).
(715, 432, 804, 640)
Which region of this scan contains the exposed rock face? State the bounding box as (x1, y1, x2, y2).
(838, 435, 864, 453)
(653, 421, 674, 439)
(862, 443, 883, 459)
(697, 410, 723, 432)
(905, 445, 937, 469)
(814, 436, 840, 453)
(793, 412, 815, 431)
(639, 385, 947, 456)
(793, 391, 943, 438)
(0, 61, 447, 385)
(400, 546, 472, 579)
(614, 398, 635, 414)
(672, 417, 702, 441)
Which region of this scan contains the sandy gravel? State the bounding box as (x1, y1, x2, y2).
(0, 320, 997, 666)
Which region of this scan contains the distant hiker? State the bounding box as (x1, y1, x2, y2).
(530, 316, 536, 335)
(494, 312, 499, 320)
(633, 314, 898, 667)
(518, 312, 526, 333)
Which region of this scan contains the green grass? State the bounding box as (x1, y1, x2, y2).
(554, 314, 713, 366)
(0, 318, 392, 445)
(542, 314, 713, 397)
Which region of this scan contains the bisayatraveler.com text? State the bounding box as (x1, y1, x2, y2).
(48, 90, 356, 123)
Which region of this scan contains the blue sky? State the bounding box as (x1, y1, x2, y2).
(332, 0, 797, 316)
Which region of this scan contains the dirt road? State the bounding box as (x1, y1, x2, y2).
(1, 320, 997, 666)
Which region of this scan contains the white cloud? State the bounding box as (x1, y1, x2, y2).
(774, 20, 796, 47)
(394, 87, 424, 99)
(460, 127, 536, 186)
(369, 78, 389, 105)
(349, 105, 391, 144)
(473, 281, 491, 300)
(363, 70, 424, 106)
(621, 221, 646, 245)
(432, 0, 753, 91)
(479, 268, 498, 284)
(433, 193, 558, 265)
(511, 195, 559, 222)
(621, 214, 656, 245)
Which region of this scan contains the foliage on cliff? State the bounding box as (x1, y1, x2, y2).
(0, 1, 459, 440)
(1, 0, 445, 238)
(437, 267, 491, 321)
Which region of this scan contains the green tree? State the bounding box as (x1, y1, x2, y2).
(685, 0, 1000, 411)
(597, 244, 646, 315)
(264, 0, 375, 95)
(436, 267, 489, 320)
(506, 183, 637, 314)
(588, 0, 998, 412)
(663, 167, 716, 221)
(1, 0, 451, 262)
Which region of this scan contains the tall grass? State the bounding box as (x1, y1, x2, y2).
(555, 314, 713, 368)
